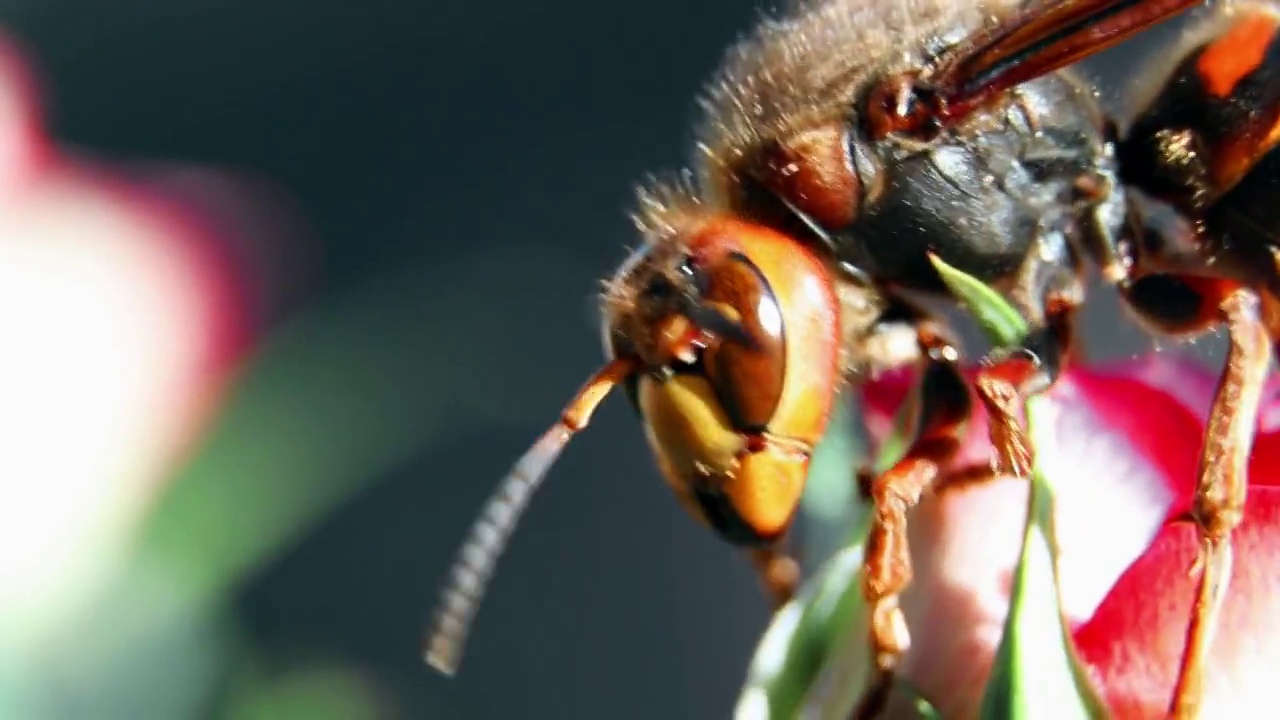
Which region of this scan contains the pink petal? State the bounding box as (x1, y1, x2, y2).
(896, 472, 1029, 720)
(866, 356, 1229, 719)
(860, 357, 1208, 513)
(1072, 486, 1280, 719)
(1065, 368, 1203, 517)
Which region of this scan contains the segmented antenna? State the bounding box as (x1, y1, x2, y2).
(423, 357, 635, 676)
(423, 423, 572, 675)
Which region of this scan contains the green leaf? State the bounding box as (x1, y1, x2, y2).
(735, 545, 870, 720)
(928, 252, 1028, 344)
(800, 396, 869, 567)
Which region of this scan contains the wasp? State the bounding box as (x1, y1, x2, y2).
(425, 0, 1280, 715)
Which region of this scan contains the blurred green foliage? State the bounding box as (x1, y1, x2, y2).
(4, 244, 596, 719)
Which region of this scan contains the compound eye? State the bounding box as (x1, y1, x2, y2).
(699, 252, 787, 432)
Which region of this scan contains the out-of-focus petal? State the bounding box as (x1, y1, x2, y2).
(0, 34, 50, 189)
(0, 30, 294, 651)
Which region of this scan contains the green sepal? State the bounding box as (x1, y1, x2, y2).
(735, 544, 870, 719)
(928, 252, 1028, 344)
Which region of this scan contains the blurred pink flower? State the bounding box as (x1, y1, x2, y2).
(0, 31, 296, 644)
(861, 354, 1280, 719)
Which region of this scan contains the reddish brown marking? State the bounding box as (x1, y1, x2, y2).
(756, 125, 861, 229)
(864, 72, 938, 140)
(1179, 276, 1239, 313)
(1211, 110, 1280, 192)
(1197, 13, 1279, 98)
(981, 357, 1040, 395)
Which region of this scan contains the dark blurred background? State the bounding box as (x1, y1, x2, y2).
(0, 2, 1216, 719)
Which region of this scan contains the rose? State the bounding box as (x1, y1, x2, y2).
(858, 354, 1280, 719)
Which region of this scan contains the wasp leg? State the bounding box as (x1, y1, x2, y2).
(972, 307, 1073, 479)
(856, 330, 971, 718)
(749, 545, 801, 609)
(1169, 288, 1270, 719)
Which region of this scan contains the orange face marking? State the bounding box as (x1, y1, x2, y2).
(724, 440, 810, 538)
(635, 216, 842, 543)
(1197, 13, 1280, 98)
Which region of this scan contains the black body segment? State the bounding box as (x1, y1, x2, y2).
(841, 73, 1121, 323)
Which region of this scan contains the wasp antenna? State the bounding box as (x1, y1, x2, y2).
(424, 357, 636, 676)
(423, 422, 572, 676)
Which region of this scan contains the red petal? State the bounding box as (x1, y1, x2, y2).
(1085, 355, 1219, 425)
(1072, 486, 1280, 718)
(1248, 432, 1280, 488)
(1066, 369, 1205, 516)
(859, 365, 916, 444)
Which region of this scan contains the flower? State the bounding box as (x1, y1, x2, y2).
(0, 28, 289, 662)
(858, 354, 1280, 719)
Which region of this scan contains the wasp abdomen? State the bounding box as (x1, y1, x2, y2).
(1118, 5, 1280, 296)
(1121, 7, 1280, 213)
